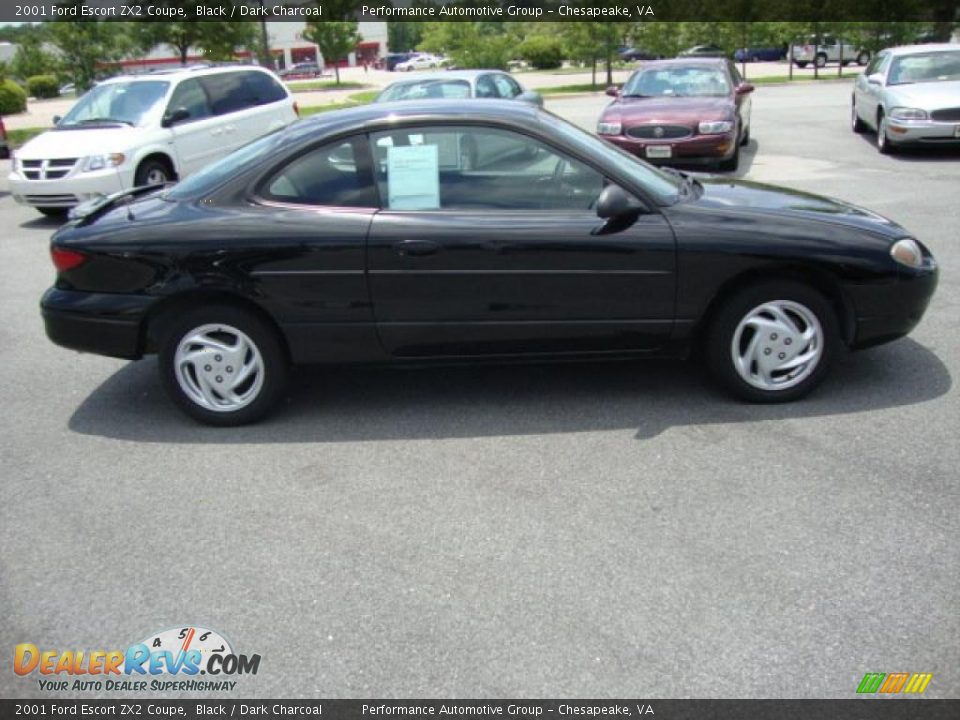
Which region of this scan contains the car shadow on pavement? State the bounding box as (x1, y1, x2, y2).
(20, 215, 65, 230)
(68, 338, 950, 443)
(855, 134, 960, 162)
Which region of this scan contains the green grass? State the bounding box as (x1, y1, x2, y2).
(286, 80, 370, 93)
(299, 91, 380, 117)
(8, 127, 47, 149)
(747, 71, 860, 84)
(535, 83, 611, 95)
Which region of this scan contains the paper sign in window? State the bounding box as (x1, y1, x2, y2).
(387, 145, 440, 210)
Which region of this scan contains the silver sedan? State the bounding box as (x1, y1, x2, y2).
(375, 70, 543, 107)
(852, 44, 960, 154)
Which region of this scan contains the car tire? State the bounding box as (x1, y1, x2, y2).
(851, 99, 867, 133)
(719, 134, 741, 171)
(815, 53, 828, 68)
(159, 305, 289, 426)
(857, 51, 871, 66)
(706, 281, 839, 403)
(795, 61, 808, 68)
(876, 111, 896, 154)
(37, 207, 69, 218)
(740, 126, 750, 146)
(135, 158, 173, 187)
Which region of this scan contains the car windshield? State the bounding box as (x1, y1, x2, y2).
(58, 80, 169, 128)
(538, 110, 681, 203)
(622, 67, 730, 98)
(888, 51, 960, 85)
(378, 79, 471, 101)
(166, 130, 285, 200)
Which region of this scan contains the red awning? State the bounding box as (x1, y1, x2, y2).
(356, 41, 380, 49)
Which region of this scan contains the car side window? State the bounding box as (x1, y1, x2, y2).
(166, 79, 211, 123)
(370, 125, 605, 212)
(475, 75, 498, 99)
(492, 74, 520, 98)
(243, 71, 288, 105)
(200, 72, 256, 116)
(260, 137, 377, 208)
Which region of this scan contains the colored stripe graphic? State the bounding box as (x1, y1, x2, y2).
(903, 673, 933, 694)
(880, 672, 909, 693)
(857, 673, 885, 693)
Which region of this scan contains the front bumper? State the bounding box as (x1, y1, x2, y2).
(850, 263, 939, 349)
(601, 132, 737, 166)
(41, 288, 156, 359)
(9, 167, 131, 208)
(886, 118, 960, 145)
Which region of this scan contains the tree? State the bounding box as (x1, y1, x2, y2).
(418, 22, 516, 70)
(302, 21, 361, 85)
(129, 8, 259, 66)
(388, 21, 424, 53)
(49, 12, 134, 91)
(11, 33, 57, 80)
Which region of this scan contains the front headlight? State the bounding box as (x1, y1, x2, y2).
(888, 107, 928, 121)
(699, 120, 733, 134)
(890, 238, 924, 268)
(597, 121, 622, 135)
(82, 153, 126, 172)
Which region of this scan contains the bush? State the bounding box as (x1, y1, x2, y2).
(27, 74, 60, 99)
(517, 36, 565, 70)
(0, 79, 27, 114)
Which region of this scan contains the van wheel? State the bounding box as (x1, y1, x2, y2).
(705, 281, 839, 403)
(857, 51, 871, 66)
(815, 53, 828, 68)
(135, 158, 172, 187)
(159, 305, 288, 426)
(795, 61, 808, 68)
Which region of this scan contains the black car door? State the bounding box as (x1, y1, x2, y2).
(365, 124, 677, 357)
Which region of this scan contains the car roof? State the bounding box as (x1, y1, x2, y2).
(638, 57, 728, 67)
(883, 43, 960, 56)
(385, 69, 506, 83)
(98, 64, 272, 84)
(286, 98, 541, 141)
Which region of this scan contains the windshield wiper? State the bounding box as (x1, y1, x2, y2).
(73, 118, 133, 126)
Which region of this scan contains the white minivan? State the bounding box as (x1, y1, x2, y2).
(9, 65, 299, 217)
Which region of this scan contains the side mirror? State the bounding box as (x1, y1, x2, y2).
(161, 107, 190, 128)
(519, 90, 543, 107)
(605, 85, 621, 98)
(52, 115, 61, 125)
(736, 83, 755, 95)
(866, 73, 883, 85)
(596, 184, 644, 220)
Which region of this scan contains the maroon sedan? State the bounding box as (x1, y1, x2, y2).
(597, 59, 754, 171)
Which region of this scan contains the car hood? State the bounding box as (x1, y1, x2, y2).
(605, 96, 734, 124)
(689, 176, 907, 239)
(17, 126, 144, 160)
(885, 80, 960, 108)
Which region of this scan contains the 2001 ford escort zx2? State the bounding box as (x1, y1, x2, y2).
(41, 100, 938, 425)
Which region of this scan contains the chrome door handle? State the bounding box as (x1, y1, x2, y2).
(393, 239, 440, 257)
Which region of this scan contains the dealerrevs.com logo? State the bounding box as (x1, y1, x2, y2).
(14, 626, 261, 692)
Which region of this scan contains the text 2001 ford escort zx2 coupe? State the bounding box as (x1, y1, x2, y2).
(41, 101, 938, 425)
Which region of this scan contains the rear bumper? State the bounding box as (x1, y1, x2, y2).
(41, 288, 156, 359)
(602, 132, 737, 166)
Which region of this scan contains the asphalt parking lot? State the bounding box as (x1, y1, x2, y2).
(1, 81, 957, 699)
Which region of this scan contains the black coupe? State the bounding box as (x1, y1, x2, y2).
(42, 101, 938, 425)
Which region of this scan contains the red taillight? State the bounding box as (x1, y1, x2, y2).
(293, 100, 300, 117)
(51, 247, 88, 272)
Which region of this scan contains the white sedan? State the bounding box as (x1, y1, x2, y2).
(396, 54, 445, 72)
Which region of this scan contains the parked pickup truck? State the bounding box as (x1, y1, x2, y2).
(791, 36, 871, 68)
